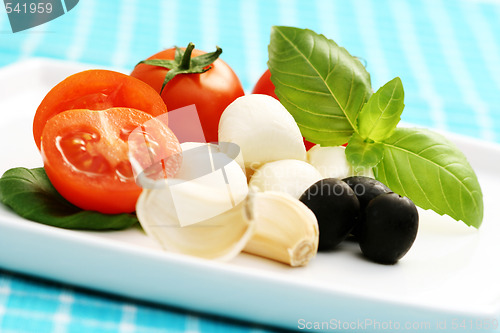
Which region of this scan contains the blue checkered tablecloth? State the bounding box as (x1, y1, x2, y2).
(1, 0, 500, 332)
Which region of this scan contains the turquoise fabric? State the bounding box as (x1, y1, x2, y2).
(1, 0, 499, 332)
(1, 0, 500, 141)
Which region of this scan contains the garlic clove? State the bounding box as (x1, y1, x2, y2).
(218, 94, 307, 170)
(136, 142, 252, 260)
(137, 188, 255, 261)
(244, 191, 319, 267)
(136, 141, 318, 266)
(308, 144, 374, 179)
(137, 188, 319, 266)
(249, 159, 323, 199)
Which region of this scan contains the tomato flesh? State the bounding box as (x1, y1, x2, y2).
(34, 70, 168, 150)
(131, 48, 245, 143)
(42, 108, 181, 214)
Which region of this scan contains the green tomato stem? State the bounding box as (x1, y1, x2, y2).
(180, 42, 195, 70)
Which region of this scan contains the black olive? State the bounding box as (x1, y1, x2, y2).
(343, 176, 392, 239)
(299, 178, 360, 251)
(342, 176, 391, 210)
(358, 192, 418, 264)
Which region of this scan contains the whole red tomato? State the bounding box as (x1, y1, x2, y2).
(131, 45, 245, 143)
(253, 69, 316, 150)
(252, 68, 278, 99)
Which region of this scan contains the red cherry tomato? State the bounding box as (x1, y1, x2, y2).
(253, 69, 316, 150)
(41, 108, 181, 214)
(33, 70, 168, 150)
(252, 68, 278, 99)
(130, 48, 245, 143)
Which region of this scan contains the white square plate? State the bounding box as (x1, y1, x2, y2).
(0, 58, 499, 332)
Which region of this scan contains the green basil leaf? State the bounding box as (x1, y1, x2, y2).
(358, 77, 405, 141)
(375, 128, 483, 228)
(268, 26, 372, 146)
(0, 167, 138, 230)
(346, 133, 384, 171)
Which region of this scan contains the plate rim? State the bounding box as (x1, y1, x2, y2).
(0, 58, 499, 331)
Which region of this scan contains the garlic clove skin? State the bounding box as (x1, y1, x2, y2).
(218, 94, 307, 170)
(137, 187, 319, 266)
(136, 141, 318, 266)
(308, 145, 374, 179)
(137, 188, 255, 261)
(249, 159, 323, 199)
(244, 191, 319, 267)
(165, 142, 248, 226)
(136, 142, 252, 260)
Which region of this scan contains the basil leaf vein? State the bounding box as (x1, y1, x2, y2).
(374, 128, 483, 228)
(268, 26, 372, 146)
(357, 77, 405, 141)
(346, 133, 385, 171)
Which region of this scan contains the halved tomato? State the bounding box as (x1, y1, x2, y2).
(33, 70, 168, 150)
(41, 108, 181, 214)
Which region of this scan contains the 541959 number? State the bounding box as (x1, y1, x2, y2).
(451, 318, 499, 330)
(5, 2, 53, 14)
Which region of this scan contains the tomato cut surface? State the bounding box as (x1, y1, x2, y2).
(41, 108, 181, 214)
(131, 48, 245, 143)
(33, 70, 168, 150)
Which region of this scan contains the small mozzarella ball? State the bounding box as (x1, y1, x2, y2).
(218, 94, 307, 170)
(308, 145, 374, 179)
(249, 159, 323, 199)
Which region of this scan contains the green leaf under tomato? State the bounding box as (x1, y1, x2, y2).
(268, 26, 372, 146)
(346, 133, 384, 171)
(0, 167, 138, 230)
(357, 77, 405, 141)
(374, 128, 483, 228)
